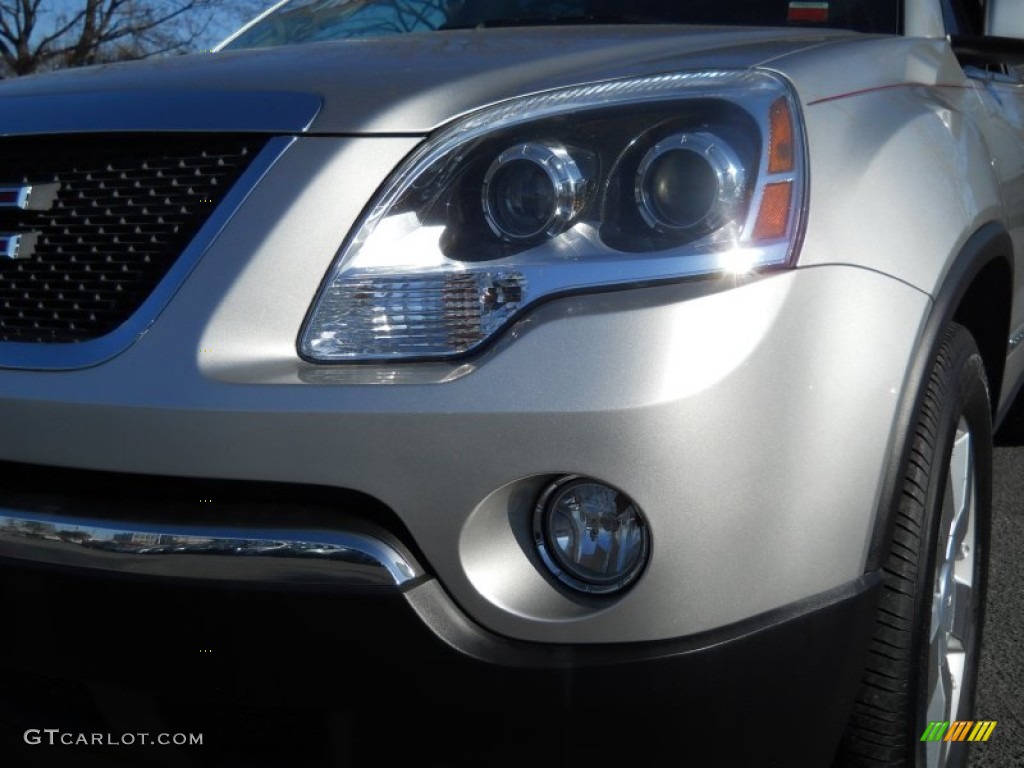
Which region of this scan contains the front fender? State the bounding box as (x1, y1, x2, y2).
(795, 81, 1002, 295)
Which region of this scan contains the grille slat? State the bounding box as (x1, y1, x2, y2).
(0, 134, 265, 343)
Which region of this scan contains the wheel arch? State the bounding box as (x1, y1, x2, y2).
(866, 221, 1011, 571)
(951, 243, 1013, 420)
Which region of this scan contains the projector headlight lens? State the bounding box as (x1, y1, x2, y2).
(534, 476, 650, 594)
(636, 131, 745, 234)
(482, 142, 587, 242)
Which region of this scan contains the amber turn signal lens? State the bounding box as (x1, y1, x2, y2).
(767, 97, 795, 174)
(753, 181, 792, 241)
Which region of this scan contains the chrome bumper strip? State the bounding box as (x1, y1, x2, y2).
(0, 510, 422, 587)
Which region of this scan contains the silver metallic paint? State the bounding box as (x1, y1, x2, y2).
(0, 1, 1020, 645)
(905, 0, 946, 38)
(0, 28, 851, 134)
(987, 0, 1024, 38)
(782, 41, 1024, 418)
(961, 66, 1024, 425)
(0, 266, 928, 642)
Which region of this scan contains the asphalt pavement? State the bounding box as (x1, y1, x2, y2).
(969, 447, 1024, 767)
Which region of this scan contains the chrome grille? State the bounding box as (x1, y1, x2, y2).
(0, 134, 266, 343)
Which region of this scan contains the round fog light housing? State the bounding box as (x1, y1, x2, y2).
(533, 476, 650, 594)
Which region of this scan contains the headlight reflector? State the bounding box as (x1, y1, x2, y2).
(301, 69, 806, 362)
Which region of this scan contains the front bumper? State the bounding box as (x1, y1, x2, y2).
(0, 548, 879, 766)
(0, 255, 917, 764)
(0, 260, 927, 645)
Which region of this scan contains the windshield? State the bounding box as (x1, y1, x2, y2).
(221, 0, 900, 50)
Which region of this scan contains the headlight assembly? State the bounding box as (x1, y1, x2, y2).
(300, 69, 806, 362)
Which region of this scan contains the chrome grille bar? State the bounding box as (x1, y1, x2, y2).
(0, 510, 422, 588)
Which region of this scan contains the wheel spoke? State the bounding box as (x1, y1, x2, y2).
(941, 471, 958, 560)
(934, 561, 954, 637)
(950, 579, 973, 647)
(948, 429, 974, 563)
(925, 650, 948, 719)
(924, 665, 949, 768)
(949, 429, 972, 516)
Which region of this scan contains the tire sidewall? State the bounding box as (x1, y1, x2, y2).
(908, 331, 992, 768)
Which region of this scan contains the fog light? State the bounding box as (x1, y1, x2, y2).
(534, 476, 650, 594)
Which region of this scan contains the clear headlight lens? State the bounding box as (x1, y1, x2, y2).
(301, 69, 805, 362)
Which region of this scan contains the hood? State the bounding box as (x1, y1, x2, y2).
(0, 26, 855, 135)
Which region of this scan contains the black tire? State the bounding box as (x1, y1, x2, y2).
(836, 322, 992, 768)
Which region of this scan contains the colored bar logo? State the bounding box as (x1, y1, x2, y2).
(0, 183, 59, 211)
(788, 2, 829, 23)
(920, 721, 997, 742)
(0, 187, 28, 208)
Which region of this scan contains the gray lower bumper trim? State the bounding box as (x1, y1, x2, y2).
(0, 510, 421, 587)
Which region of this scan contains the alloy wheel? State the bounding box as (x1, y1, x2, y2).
(923, 416, 979, 768)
